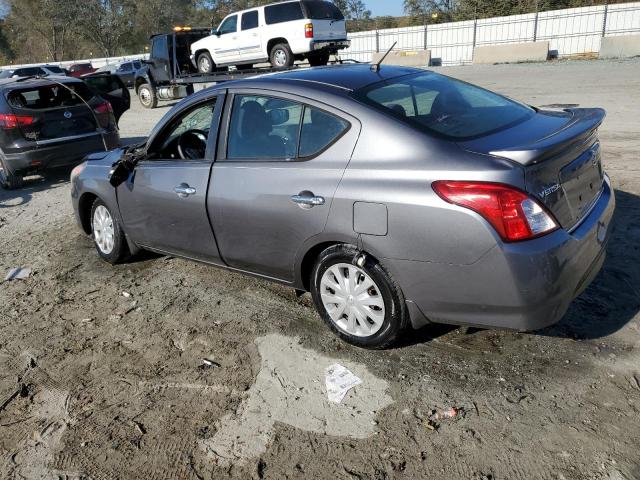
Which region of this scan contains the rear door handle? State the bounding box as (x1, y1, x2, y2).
(291, 193, 325, 207)
(175, 183, 196, 198)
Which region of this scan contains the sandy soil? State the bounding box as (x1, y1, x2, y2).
(1, 58, 639, 480)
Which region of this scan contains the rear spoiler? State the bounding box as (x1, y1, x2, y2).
(489, 108, 606, 166)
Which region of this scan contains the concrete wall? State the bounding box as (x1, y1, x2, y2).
(473, 41, 549, 64)
(599, 34, 640, 58)
(371, 50, 431, 67)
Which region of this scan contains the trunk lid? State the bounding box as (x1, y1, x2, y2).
(302, 0, 347, 40)
(6, 82, 103, 143)
(459, 108, 606, 230)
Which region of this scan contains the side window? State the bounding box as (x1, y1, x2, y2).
(150, 99, 217, 160)
(227, 95, 303, 161)
(242, 11, 259, 30)
(151, 36, 167, 60)
(218, 15, 238, 35)
(265, 2, 304, 25)
(299, 107, 349, 158)
(119, 63, 132, 72)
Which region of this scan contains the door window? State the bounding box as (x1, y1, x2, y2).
(149, 99, 217, 160)
(242, 11, 259, 30)
(118, 63, 132, 72)
(226, 94, 349, 161)
(218, 15, 238, 35)
(151, 36, 168, 60)
(265, 2, 304, 24)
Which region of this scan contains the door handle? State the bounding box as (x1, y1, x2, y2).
(291, 193, 325, 207)
(175, 184, 196, 198)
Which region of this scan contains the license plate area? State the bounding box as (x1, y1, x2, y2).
(560, 141, 603, 222)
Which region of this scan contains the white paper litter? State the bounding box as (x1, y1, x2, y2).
(325, 363, 362, 404)
(4, 267, 31, 282)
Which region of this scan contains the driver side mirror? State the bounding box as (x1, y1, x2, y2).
(211, 29, 221, 37)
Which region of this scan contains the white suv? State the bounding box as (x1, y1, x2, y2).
(190, 0, 349, 72)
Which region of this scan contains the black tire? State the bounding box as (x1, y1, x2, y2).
(138, 83, 157, 109)
(90, 198, 129, 264)
(310, 244, 408, 349)
(270, 43, 294, 69)
(0, 155, 23, 190)
(197, 52, 214, 73)
(308, 54, 330, 67)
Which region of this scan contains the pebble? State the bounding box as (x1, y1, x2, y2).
(122, 291, 132, 298)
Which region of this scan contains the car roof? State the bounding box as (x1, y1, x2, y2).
(0, 75, 84, 89)
(228, 64, 427, 93)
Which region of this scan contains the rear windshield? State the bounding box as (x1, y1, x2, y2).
(7, 83, 93, 110)
(353, 72, 535, 140)
(265, 2, 304, 24)
(302, 1, 344, 20)
(45, 66, 65, 74)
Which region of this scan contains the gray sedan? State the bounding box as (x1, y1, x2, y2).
(70, 64, 614, 348)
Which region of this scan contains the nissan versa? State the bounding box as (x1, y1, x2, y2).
(70, 64, 614, 348)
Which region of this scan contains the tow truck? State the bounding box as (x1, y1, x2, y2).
(134, 27, 303, 109)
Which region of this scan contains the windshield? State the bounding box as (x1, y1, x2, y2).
(303, 1, 345, 20)
(353, 72, 535, 140)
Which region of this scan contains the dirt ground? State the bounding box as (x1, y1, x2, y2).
(1, 58, 639, 480)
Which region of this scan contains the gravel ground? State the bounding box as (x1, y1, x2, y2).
(1, 58, 639, 480)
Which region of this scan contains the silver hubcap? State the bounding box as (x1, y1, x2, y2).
(93, 205, 115, 255)
(320, 263, 386, 337)
(200, 57, 210, 71)
(140, 88, 150, 104)
(274, 49, 287, 66)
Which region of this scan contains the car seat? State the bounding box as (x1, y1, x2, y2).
(231, 100, 286, 158)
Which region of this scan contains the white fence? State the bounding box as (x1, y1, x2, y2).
(343, 2, 640, 65)
(3, 2, 640, 70)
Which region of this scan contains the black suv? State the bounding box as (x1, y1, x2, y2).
(0, 75, 129, 189)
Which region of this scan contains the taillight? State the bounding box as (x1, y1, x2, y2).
(432, 181, 558, 242)
(0, 114, 34, 129)
(71, 162, 86, 179)
(305, 23, 314, 38)
(94, 101, 113, 114)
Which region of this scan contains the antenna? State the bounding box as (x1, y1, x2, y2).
(371, 42, 397, 72)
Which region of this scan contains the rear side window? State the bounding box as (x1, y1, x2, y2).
(84, 76, 124, 97)
(7, 83, 93, 110)
(242, 11, 259, 30)
(299, 107, 348, 157)
(354, 72, 534, 140)
(15, 67, 45, 77)
(302, 1, 345, 20)
(265, 2, 304, 25)
(45, 66, 64, 74)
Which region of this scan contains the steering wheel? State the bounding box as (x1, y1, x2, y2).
(177, 129, 208, 160)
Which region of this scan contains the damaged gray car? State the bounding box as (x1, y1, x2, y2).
(70, 64, 614, 348)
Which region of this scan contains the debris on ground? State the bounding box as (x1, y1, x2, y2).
(4, 267, 31, 282)
(201, 358, 221, 369)
(425, 407, 463, 430)
(122, 291, 132, 298)
(325, 363, 362, 404)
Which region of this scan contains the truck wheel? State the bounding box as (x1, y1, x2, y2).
(198, 52, 214, 73)
(270, 43, 294, 69)
(309, 54, 330, 67)
(138, 83, 157, 109)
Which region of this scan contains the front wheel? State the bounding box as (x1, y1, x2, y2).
(197, 52, 214, 73)
(310, 245, 408, 349)
(138, 83, 157, 109)
(270, 43, 294, 69)
(91, 198, 129, 264)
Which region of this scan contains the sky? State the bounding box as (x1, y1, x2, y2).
(367, 0, 406, 18)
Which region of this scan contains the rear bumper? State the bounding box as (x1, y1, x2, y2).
(310, 40, 350, 53)
(390, 176, 615, 331)
(2, 131, 119, 175)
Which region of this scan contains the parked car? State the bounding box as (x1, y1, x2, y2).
(190, 0, 349, 72)
(68, 63, 97, 78)
(0, 75, 129, 189)
(114, 60, 143, 88)
(0, 65, 68, 79)
(70, 64, 614, 348)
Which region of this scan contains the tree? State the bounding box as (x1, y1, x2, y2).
(403, 0, 458, 22)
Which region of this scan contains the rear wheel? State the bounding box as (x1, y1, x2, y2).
(310, 245, 408, 349)
(308, 54, 330, 67)
(270, 43, 294, 69)
(0, 157, 23, 190)
(197, 52, 214, 73)
(138, 83, 157, 109)
(90, 198, 128, 264)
